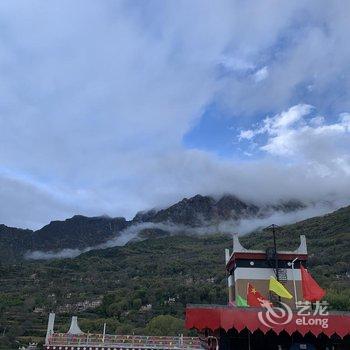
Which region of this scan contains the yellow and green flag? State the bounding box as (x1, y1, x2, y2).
(269, 276, 293, 299)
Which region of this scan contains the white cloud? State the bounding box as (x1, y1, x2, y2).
(309, 116, 325, 126)
(239, 129, 256, 140)
(0, 2, 350, 228)
(220, 55, 255, 72)
(240, 105, 350, 176)
(239, 104, 313, 142)
(269, 104, 312, 129)
(254, 66, 269, 82)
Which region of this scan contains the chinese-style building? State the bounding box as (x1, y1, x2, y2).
(185, 233, 350, 350)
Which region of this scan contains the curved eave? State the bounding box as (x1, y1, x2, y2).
(185, 305, 350, 339)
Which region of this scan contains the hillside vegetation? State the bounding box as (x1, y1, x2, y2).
(0, 205, 349, 349)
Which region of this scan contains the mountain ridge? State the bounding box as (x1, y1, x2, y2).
(0, 194, 306, 262)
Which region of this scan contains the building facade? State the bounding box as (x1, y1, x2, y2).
(226, 234, 307, 308)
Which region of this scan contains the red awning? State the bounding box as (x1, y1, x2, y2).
(186, 306, 350, 338)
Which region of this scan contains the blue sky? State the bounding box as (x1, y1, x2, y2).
(0, 1, 350, 229)
(184, 103, 242, 158)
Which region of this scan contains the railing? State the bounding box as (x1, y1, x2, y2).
(47, 333, 203, 349)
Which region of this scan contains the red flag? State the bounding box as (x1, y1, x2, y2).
(300, 265, 326, 302)
(246, 283, 267, 307)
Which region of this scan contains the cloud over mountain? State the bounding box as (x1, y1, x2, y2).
(1, 1, 350, 228)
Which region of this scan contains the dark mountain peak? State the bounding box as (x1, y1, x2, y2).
(69, 214, 88, 220)
(136, 195, 216, 226)
(277, 199, 306, 212)
(0, 223, 33, 234)
(133, 209, 158, 223)
(258, 199, 306, 215)
(0, 215, 129, 263)
(0, 193, 308, 263)
(133, 194, 262, 226)
(215, 194, 260, 219)
(41, 214, 127, 228)
(0, 224, 35, 263)
(182, 194, 215, 204)
(171, 194, 216, 212)
(32, 215, 128, 252)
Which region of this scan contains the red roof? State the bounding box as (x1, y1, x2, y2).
(186, 305, 350, 339)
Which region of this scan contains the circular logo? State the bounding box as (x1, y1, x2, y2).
(258, 300, 293, 328)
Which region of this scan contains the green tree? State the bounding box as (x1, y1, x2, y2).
(132, 298, 142, 310)
(145, 315, 184, 336)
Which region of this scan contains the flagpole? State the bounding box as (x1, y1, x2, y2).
(264, 224, 280, 281)
(271, 224, 279, 282)
(264, 224, 281, 303)
(291, 257, 298, 308)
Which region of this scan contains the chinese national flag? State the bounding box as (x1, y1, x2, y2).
(300, 265, 326, 302)
(247, 283, 267, 307)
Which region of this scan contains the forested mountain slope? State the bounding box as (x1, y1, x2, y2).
(0, 205, 349, 348)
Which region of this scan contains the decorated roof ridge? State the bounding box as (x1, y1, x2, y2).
(225, 234, 307, 265)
